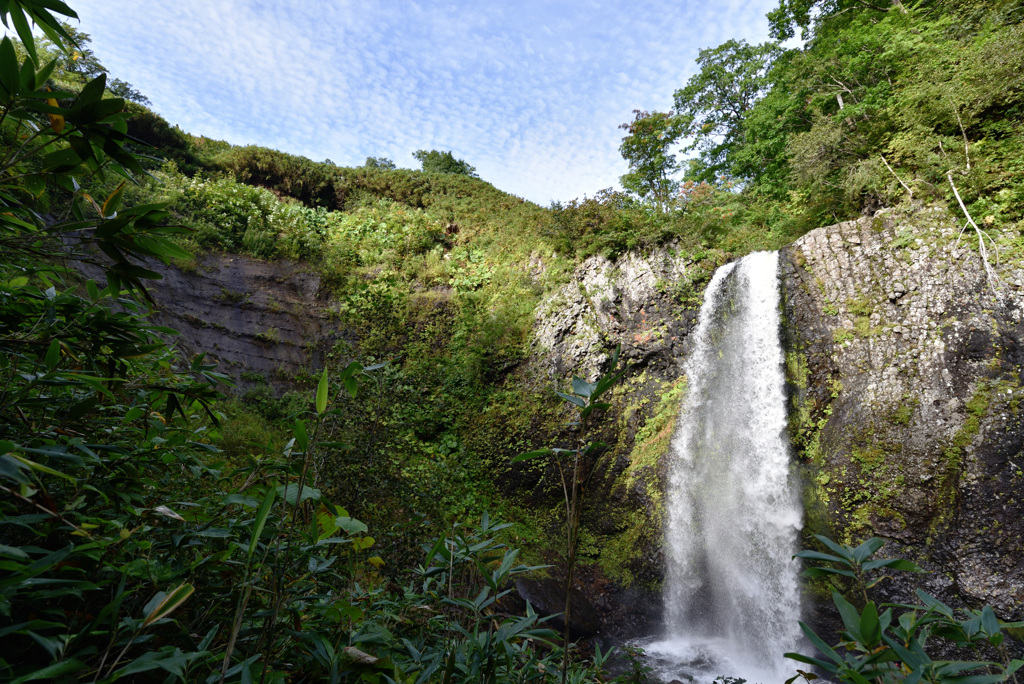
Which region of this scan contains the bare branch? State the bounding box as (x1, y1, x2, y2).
(948, 96, 970, 170)
(881, 155, 913, 199)
(948, 170, 1001, 301)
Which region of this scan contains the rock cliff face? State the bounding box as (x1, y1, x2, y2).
(780, 206, 1024, 618)
(531, 247, 710, 381)
(527, 204, 1024, 631)
(86, 253, 341, 390)
(522, 246, 719, 635)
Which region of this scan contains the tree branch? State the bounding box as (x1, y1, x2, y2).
(948, 96, 970, 170)
(948, 170, 1001, 302)
(880, 154, 913, 199)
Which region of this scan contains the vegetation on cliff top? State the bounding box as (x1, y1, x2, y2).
(618, 0, 1024, 256)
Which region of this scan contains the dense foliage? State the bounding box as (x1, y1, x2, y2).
(609, 0, 1024, 256)
(789, 536, 1023, 684)
(2, 0, 1023, 681)
(0, 3, 615, 682)
(413, 149, 479, 178)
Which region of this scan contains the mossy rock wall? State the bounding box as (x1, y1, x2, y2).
(505, 245, 721, 635)
(780, 205, 1024, 619)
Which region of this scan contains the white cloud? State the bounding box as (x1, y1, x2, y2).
(71, 0, 780, 204)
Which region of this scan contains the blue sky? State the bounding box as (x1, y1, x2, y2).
(70, 1, 781, 205)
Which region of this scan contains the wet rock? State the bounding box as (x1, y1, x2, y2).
(516, 578, 602, 638)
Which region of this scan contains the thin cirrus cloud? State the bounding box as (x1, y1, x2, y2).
(70, 0, 780, 205)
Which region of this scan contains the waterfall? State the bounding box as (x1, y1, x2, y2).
(645, 251, 803, 683)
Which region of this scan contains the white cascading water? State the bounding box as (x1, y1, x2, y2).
(643, 251, 803, 683)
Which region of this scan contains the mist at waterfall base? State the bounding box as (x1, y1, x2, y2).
(639, 251, 803, 683)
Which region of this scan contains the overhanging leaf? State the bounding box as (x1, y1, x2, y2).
(142, 583, 194, 627)
(248, 487, 276, 558)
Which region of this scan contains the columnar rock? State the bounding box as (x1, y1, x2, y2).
(780, 206, 1024, 618)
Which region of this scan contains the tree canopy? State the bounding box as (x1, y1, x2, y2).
(673, 39, 780, 184)
(363, 155, 396, 170)
(618, 109, 683, 212)
(611, 0, 1024, 246)
(413, 148, 479, 177)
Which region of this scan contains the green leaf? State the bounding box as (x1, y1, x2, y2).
(21, 174, 45, 198)
(803, 566, 856, 579)
(976, 606, 999, 635)
(44, 339, 60, 370)
(882, 634, 925, 670)
(795, 549, 847, 565)
(571, 376, 597, 398)
(852, 537, 885, 563)
(293, 418, 308, 452)
(74, 72, 107, 106)
(860, 601, 881, 647)
(0, 453, 31, 484)
(10, 658, 88, 684)
(316, 366, 328, 414)
(11, 453, 75, 481)
(556, 391, 585, 408)
(862, 557, 923, 572)
(423, 533, 447, 566)
(917, 589, 954, 617)
(335, 516, 368, 535)
(833, 590, 863, 640)
(814, 534, 856, 562)
(34, 57, 58, 89)
(101, 181, 126, 217)
(797, 621, 844, 666)
(9, 8, 37, 65)
(248, 487, 276, 559)
(0, 544, 29, 560)
(142, 583, 194, 626)
(0, 37, 21, 92)
(277, 483, 321, 506)
(512, 448, 551, 462)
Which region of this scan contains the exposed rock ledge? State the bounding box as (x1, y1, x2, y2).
(531, 246, 711, 380)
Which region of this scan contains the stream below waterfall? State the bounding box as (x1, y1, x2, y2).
(641, 251, 803, 683)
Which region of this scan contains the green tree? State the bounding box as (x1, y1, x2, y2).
(19, 22, 151, 104)
(768, 0, 907, 42)
(363, 155, 396, 170)
(413, 148, 478, 177)
(618, 109, 683, 212)
(673, 39, 780, 183)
